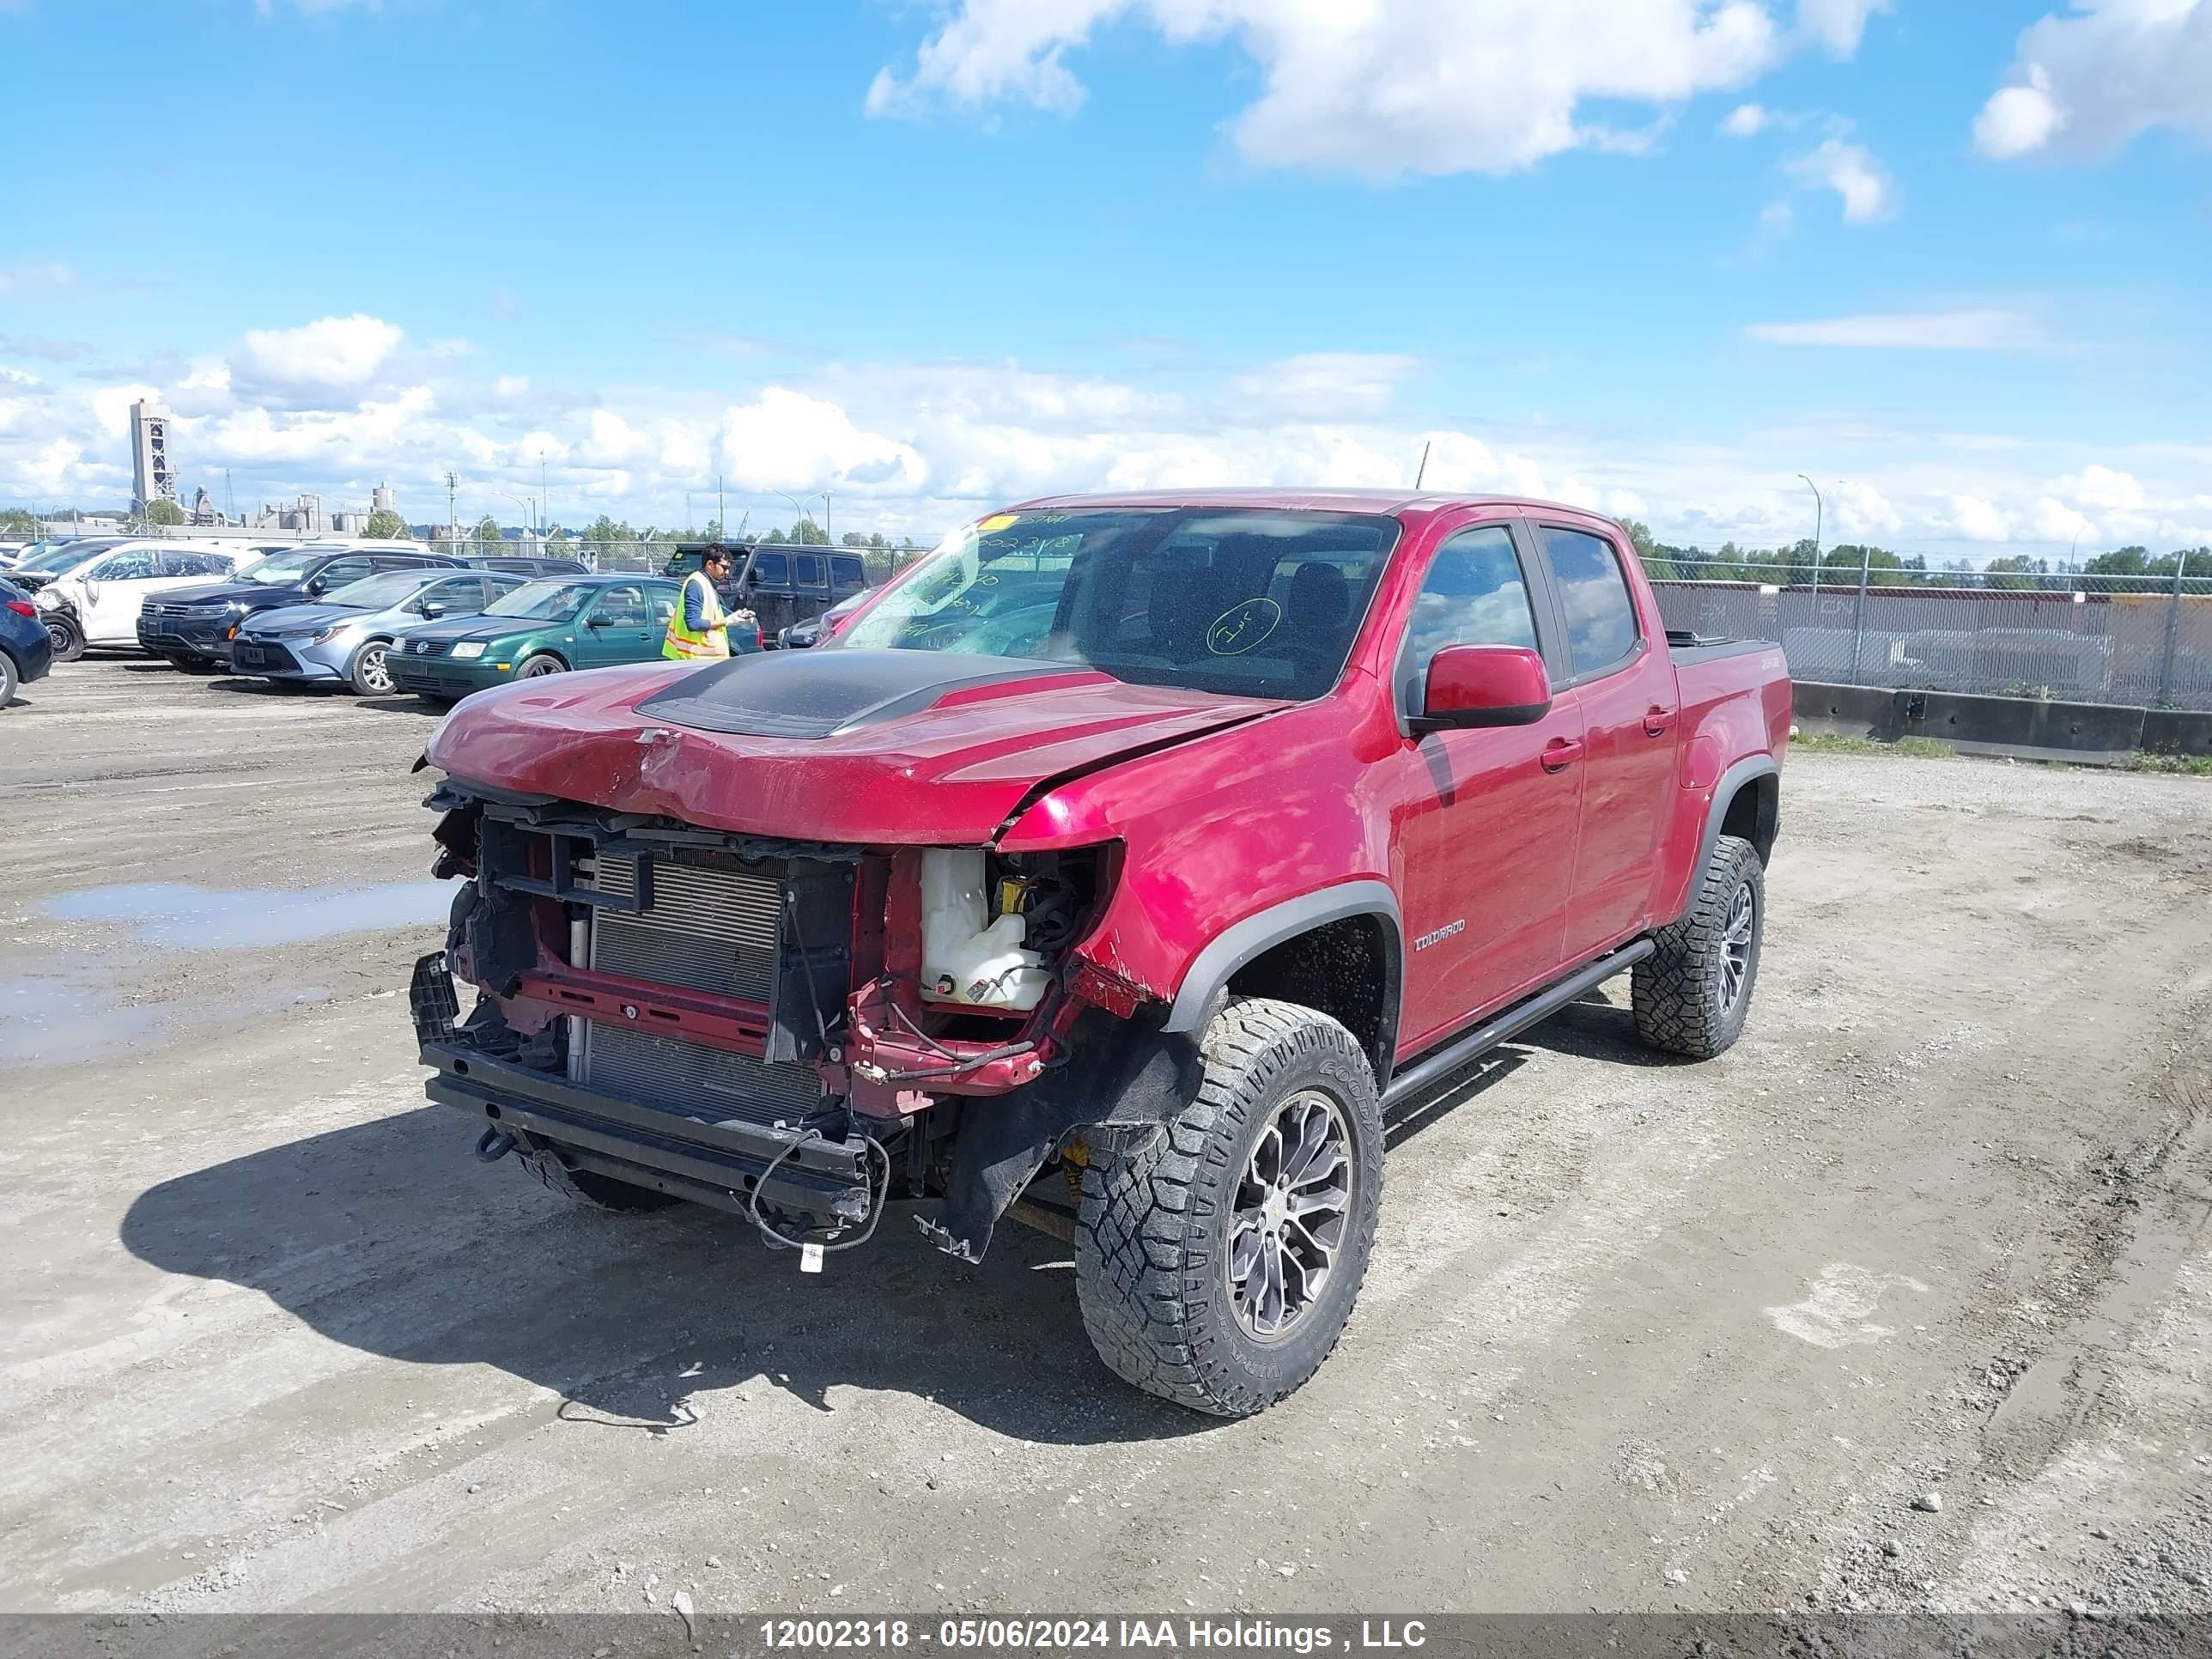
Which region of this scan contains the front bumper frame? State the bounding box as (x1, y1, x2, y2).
(411, 954, 874, 1224)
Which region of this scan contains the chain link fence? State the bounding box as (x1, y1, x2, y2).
(1651, 573, 2212, 711)
(422, 538, 927, 585)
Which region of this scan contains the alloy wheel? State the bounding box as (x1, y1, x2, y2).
(1720, 881, 1756, 1012)
(356, 645, 393, 694)
(1226, 1089, 1354, 1341)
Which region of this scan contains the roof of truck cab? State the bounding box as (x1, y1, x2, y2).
(1005, 488, 1604, 518)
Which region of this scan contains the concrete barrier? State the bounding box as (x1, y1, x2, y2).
(1791, 680, 2212, 764)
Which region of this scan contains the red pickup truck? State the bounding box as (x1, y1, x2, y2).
(410, 490, 1790, 1416)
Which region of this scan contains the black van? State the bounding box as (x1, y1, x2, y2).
(659, 543, 870, 646)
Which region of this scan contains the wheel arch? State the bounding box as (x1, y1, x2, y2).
(1161, 880, 1403, 1087)
(1701, 756, 1779, 876)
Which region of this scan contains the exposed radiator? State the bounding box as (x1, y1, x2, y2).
(584, 853, 780, 1001)
(573, 850, 830, 1127)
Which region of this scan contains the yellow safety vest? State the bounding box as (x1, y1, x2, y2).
(662, 570, 731, 661)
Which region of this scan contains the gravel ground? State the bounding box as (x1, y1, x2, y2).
(1, 657, 2207, 1621)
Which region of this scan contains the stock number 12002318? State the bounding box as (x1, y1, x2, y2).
(760, 1621, 1124, 1650)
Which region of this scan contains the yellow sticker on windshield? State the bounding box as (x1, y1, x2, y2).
(1206, 597, 1283, 656)
(977, 513, 1019, 535)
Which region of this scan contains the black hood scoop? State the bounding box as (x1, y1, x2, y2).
(638, 647, 1060, 738)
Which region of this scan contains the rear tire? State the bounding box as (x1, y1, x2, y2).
(1074, 996, 1382, 1418)
(1632, 833, 1765, 1060)
(519, 1146, 679, 1213)
(46, 616, 84, 663)
(0, 651, 17, 708)
(347, 639, 396, 696)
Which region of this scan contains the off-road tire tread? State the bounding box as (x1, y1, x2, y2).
(1073, 996, 1382, 1418)
(1632, 833, 1762, 1059)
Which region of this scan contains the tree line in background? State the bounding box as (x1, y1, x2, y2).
(1619, 520, 2212, 594)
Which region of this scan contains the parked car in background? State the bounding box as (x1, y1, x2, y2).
(386, 574, 684, 706)
(1, 576, 53, 707)
(30, 540, 252, 661)
(778, 585, 876, 649)
(465, 555, 592, 578)
(230, 568, 526, 695)
(139, 544, 466, 672)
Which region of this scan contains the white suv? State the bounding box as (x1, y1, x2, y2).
(32, 540, 253, 659)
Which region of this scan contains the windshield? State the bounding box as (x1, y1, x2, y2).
(834, 508, 1399, 699)
(241, 550, 324, 585)
(482, 579, 592, 622)
(324, 571, 435, 609)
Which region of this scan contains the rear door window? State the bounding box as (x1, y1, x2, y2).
(1540, 526, 1639, 678)
(794, 553, 824, 587)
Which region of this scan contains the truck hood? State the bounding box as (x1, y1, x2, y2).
(425, 647, 1286, 845)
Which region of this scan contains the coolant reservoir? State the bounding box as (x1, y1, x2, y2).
(920, 848, 1049, 1011)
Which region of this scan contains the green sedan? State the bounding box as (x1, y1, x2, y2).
(386, 574, 685, 705)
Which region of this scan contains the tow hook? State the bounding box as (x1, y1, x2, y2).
(475, 1127, 518, 1163)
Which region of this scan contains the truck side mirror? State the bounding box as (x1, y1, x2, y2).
(1418, 645, 1551, 730)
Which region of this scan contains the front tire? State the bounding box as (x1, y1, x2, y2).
(1632, 833, 1765, 1060)
(514, 653, 564, 679)
(1074, 997, 1383, 1417)
(347, 639, 396, 696)
(46, 616, 84, 663)
(165, 653, 220, 675)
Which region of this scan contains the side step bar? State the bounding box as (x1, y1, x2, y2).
(1381, 939, 1656, 1109)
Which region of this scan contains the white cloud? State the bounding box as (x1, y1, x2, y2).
(1784, 137, 1896, 222)
(719, 386, 928, 495)
(2032, 496, 2098, 544)
(1975, 0, 2212, 161)
(869, 0, 1860, 178)
(1721, 102, 1770, 137)
(1974, 70, 2068, 159)
(234, 313, 405, 395)
(1745, 309, 2044, 349)
(1231, 353, 1419, 419)
(1831, 478, 1902, 535)
(2055, 462, 2144, 511)
(1796, 0, 1890, 54)
(1944, 495, 2016, 542)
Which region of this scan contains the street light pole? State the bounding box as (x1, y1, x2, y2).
(1797, 473, 1823, 598)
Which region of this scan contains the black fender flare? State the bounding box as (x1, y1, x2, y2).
(1695, 755, 1780, 880)
(1162, 878, 1403, 1039)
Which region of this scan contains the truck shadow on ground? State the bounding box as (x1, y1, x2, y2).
(119, 1105, 1208, 1448)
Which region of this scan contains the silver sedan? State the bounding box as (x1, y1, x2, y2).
(230, 568, 522, 694)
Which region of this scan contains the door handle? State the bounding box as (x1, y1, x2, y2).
(1644, 705, 1679, 736)
(1540, 738, 1584, 773)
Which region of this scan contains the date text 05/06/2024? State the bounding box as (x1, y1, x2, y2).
(757, 1621, 1428, 1652)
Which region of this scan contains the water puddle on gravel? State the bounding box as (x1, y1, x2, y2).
(0, 966, 164, 1065)
(41, 879, 456, 948)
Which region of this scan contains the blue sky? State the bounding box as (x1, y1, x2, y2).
(2, 0, 2207, 558)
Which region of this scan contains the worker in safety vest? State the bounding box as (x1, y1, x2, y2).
(662, 545, 754, 660)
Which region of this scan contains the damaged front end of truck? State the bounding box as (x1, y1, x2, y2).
(403, 654, 1251, 1265)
